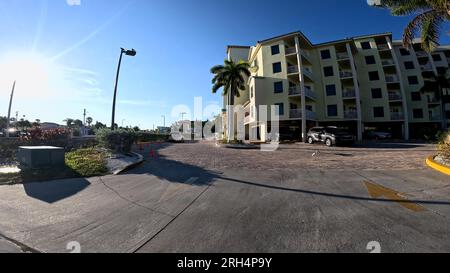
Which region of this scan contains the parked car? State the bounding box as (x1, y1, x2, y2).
(307, 127, 355, 147)
(365, 131, 392, 140)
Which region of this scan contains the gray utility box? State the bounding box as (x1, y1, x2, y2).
(18, 146, 65, 169)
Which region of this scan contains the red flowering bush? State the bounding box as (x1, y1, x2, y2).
(22, 128, 71, 142)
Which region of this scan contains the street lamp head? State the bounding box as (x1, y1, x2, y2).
(121, 48, 137, 56)
(125, 49, 137, 56)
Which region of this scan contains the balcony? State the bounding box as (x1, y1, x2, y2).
(382, 59, 395, 66)
(285, 47, 297, 55)
(301, 51, 312, 63)
(305, 87, 316, 100)
(416, 51, 428, 58)
(289, 109, 317, 120)
(428, 97, 440, 104)
(388, 92, 402, 101)
(342, 89, 356, 98)
(336, 52, 349, 60)
(430, 115, 441, 121)
(302, 67, 314, 79)
(390, 112, 404, 121)
(344, 111, 358, 119)
(385, 75, 399, 83)
(377, 44, 390, 51)
(420, 63, 433, 71)
(340, 71, 353, 79)
(287, 66, 299, 74)
(288, 86, 301, 96)
(290, 109, 302, 119)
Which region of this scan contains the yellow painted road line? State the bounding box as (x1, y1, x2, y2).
(364, 181, 426, 212)
(426, 156, 450, 176)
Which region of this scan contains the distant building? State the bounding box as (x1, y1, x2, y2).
(157, 126, 171, 135)
(40, 122, 61, 130)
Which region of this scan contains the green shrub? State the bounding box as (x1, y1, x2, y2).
(96, 128, 137, 153)
(438, 131, 450, 159)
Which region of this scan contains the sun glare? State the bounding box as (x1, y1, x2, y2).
(0, 52, 54, 98)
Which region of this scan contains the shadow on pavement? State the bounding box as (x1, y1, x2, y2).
(23, 178, 91, 203)
(128, 142, 221, 186)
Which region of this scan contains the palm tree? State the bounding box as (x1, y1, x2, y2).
(64, 118, 74, 128)
(211, 60, 251, 142)
(86, 117, 93, 127)
(370, 0, 449, 52)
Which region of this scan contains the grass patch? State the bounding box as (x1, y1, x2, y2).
(0, 148, 110, 185)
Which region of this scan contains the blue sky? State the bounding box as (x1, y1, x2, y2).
(0, 0, 449, 129)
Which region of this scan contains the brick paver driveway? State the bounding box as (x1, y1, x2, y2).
(151, 141, 436, 171)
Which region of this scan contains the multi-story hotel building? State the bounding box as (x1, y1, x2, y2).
(223, 31, 450, 142)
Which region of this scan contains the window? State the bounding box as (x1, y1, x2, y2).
(404, 61, 415, 70)
(275, 103, 284, 116)
(413, 109, 424, 119)
(361, 41, 371, 50)
(271, 45, 280, 55)
(373, 107, 384, 118)
(272, 62, 282, 73)
(446, 110, 450, 119)
(400, 48, 410, 56)
(274, 81, 283, 93)
(408, 76, 419, 85)
(323, 66, 334, 77)
(437, 67, 447, 75)
(365, 55, 376, 65)
(306, 105, 313, 111)
(327, 105, 338, 117)
(371, 88, 382, 99)
(321, 49, 331, 60)
(369, 71, 380, 81)
(411, 92, 421, 101)
(325, 84, 336, 96)
(432, 54, 442, 62)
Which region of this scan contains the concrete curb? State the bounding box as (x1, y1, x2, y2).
(426, 156, 450, 176)
(113, 152, 144, 175)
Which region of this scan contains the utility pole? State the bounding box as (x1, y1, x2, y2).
(6, 81, 16, 138)
(83, 109, 87, 125)
(162, 115, 166, 128)
(181, 112, 187, 121)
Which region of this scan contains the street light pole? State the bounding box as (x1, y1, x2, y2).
(162, 115, 166, 127)
(111, 47, 136, 130)
(6, 81, 16, 138)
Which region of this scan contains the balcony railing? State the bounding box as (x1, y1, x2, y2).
(382, 59, 395, 66)
(420, 63, 433, 71)
(416, 51, 428, 58)
(340, 71, 353, 78)
(385, 75, 399, 83)
(302, 67, 313, 78)
(344, 111, 358, 119)
(391, 112, 404, 120)
(287, 66, 299, 74)
(285, 47, 296, 55)
(337, 52, 349, 60)
(288, 86, 301, 96)
(306, 110, 317, 120)
(342, 89, 356, 98)
(377, 44, 390, 51)
(305, 87, 316, 100)
(388, 92, 402, 101)
(290, 109, 302, 119)
(428, 97, 440, 103)
(430, 115, 441, 121)
(289, 109, 317, 120)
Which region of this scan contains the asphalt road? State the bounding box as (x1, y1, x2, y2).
(0, 143, 449, 253)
